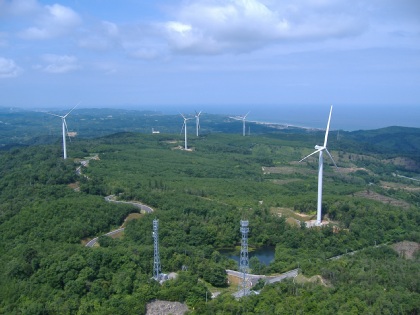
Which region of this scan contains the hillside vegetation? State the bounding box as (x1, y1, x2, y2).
(0, 111, 419, 314)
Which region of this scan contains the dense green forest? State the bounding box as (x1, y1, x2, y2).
(0, 109, 419, 314)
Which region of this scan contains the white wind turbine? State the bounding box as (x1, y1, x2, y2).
(299, 106, 337, 226)
(180, 113, 192, 150)
(47, 104, 78, 159)
(241, 112, 250, 136)
(195, 110, 202, 137)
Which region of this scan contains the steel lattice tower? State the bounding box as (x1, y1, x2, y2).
(153, 219, 161, 281)
(239, 220, 249, 296)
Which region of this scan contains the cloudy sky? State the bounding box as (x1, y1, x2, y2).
(1, 0, 419, 110)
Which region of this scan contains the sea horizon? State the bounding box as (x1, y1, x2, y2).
(133, 104, 420, 132)
(6, 103, 420, 132)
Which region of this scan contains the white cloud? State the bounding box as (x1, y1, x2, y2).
(0, 57, 22, 78)
(36, 54, 80, 73)
(19, 4, 81, 40)
(153, 0, 367, 54)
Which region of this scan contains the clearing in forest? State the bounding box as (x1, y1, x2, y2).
(380, 181, 420, 192)
(391, 241, 420, 260)
(354, 190, 411, 209)
(294, 274, 330, 287)
(271, 207, 314, 223)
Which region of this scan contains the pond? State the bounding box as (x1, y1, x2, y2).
(220, 246, 276, 265)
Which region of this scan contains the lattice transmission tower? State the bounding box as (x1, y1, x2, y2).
(239, 220, 249, 296)
(152, 219, 161, 281)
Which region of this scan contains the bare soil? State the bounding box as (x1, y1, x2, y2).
(391, 241, 420, 260)
(146, 300, 188, 315)
(271, 207, 314, 222)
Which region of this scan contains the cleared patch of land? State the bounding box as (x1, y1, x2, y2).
(294, 274, 330, 287)
(391, 241, 420, 260)
(355, 190, 411, 209)
(384, 157, 420, 172)
(380, 181, 420, 192)
(271, 207, 314, 223)
(146, 300, 188, 315)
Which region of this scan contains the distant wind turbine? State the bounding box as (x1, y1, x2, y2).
(195, 110, 202, 137)
(241, 112, 250, 136)
(180, 113, 192, 150)
(47, 104, 78, 159)
(230, 112, 250, 136)
(299, 106, 337, 226)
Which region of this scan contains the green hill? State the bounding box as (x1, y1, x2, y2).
(0, 110, 419, 314)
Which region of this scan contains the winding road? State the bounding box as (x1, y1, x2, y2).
(85, 195, 154, 248)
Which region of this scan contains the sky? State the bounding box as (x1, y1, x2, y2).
(0, 0, 419, 112)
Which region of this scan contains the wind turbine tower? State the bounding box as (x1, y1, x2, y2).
(195, 110, 202, 137)
(299, 106, 337, 226)
(153, 219, 161, 281)
(47, 104, 78, 159)
(180, 114, 192, 150)
(242, 112, 250, 136)
(239, 220, 250, 296)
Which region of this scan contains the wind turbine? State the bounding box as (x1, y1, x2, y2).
(180, 113, 192, 150)
(195, 110, 202, 137)
(299, 106, 337, 226)
(47, 104, 78, 159)
(241, 112, 250, 136)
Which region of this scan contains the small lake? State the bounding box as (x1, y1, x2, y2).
(220, 246, 275, 265)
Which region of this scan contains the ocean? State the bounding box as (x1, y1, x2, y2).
(148, 104, 420, 131)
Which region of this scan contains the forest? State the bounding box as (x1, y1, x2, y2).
(0, 108, 419, 314)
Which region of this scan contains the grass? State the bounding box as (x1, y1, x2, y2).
(271, 207, 315, 222)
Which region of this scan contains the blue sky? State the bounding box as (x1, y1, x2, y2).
(0, 0, 419, 110)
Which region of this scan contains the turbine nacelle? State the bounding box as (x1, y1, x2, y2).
(314, 145, 324, 150)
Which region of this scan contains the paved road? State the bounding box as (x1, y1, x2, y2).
(228, 268, 299, 298)
(85, 196, 154, 247)
(104, 195, 154, 213)
(85, 228, 125, 248)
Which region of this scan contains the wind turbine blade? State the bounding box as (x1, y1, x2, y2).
(63, 119, 72, 143)
(179, 112, 186, 119)
(323, 105, 333, 147)
(46, 112, 63, 118)
(180, 122, 185, 135)
(244, 111, 250, 119)
(325, 148, 338, 168)
(63, 102, 79, 118)
(299, 148, 323, 163)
